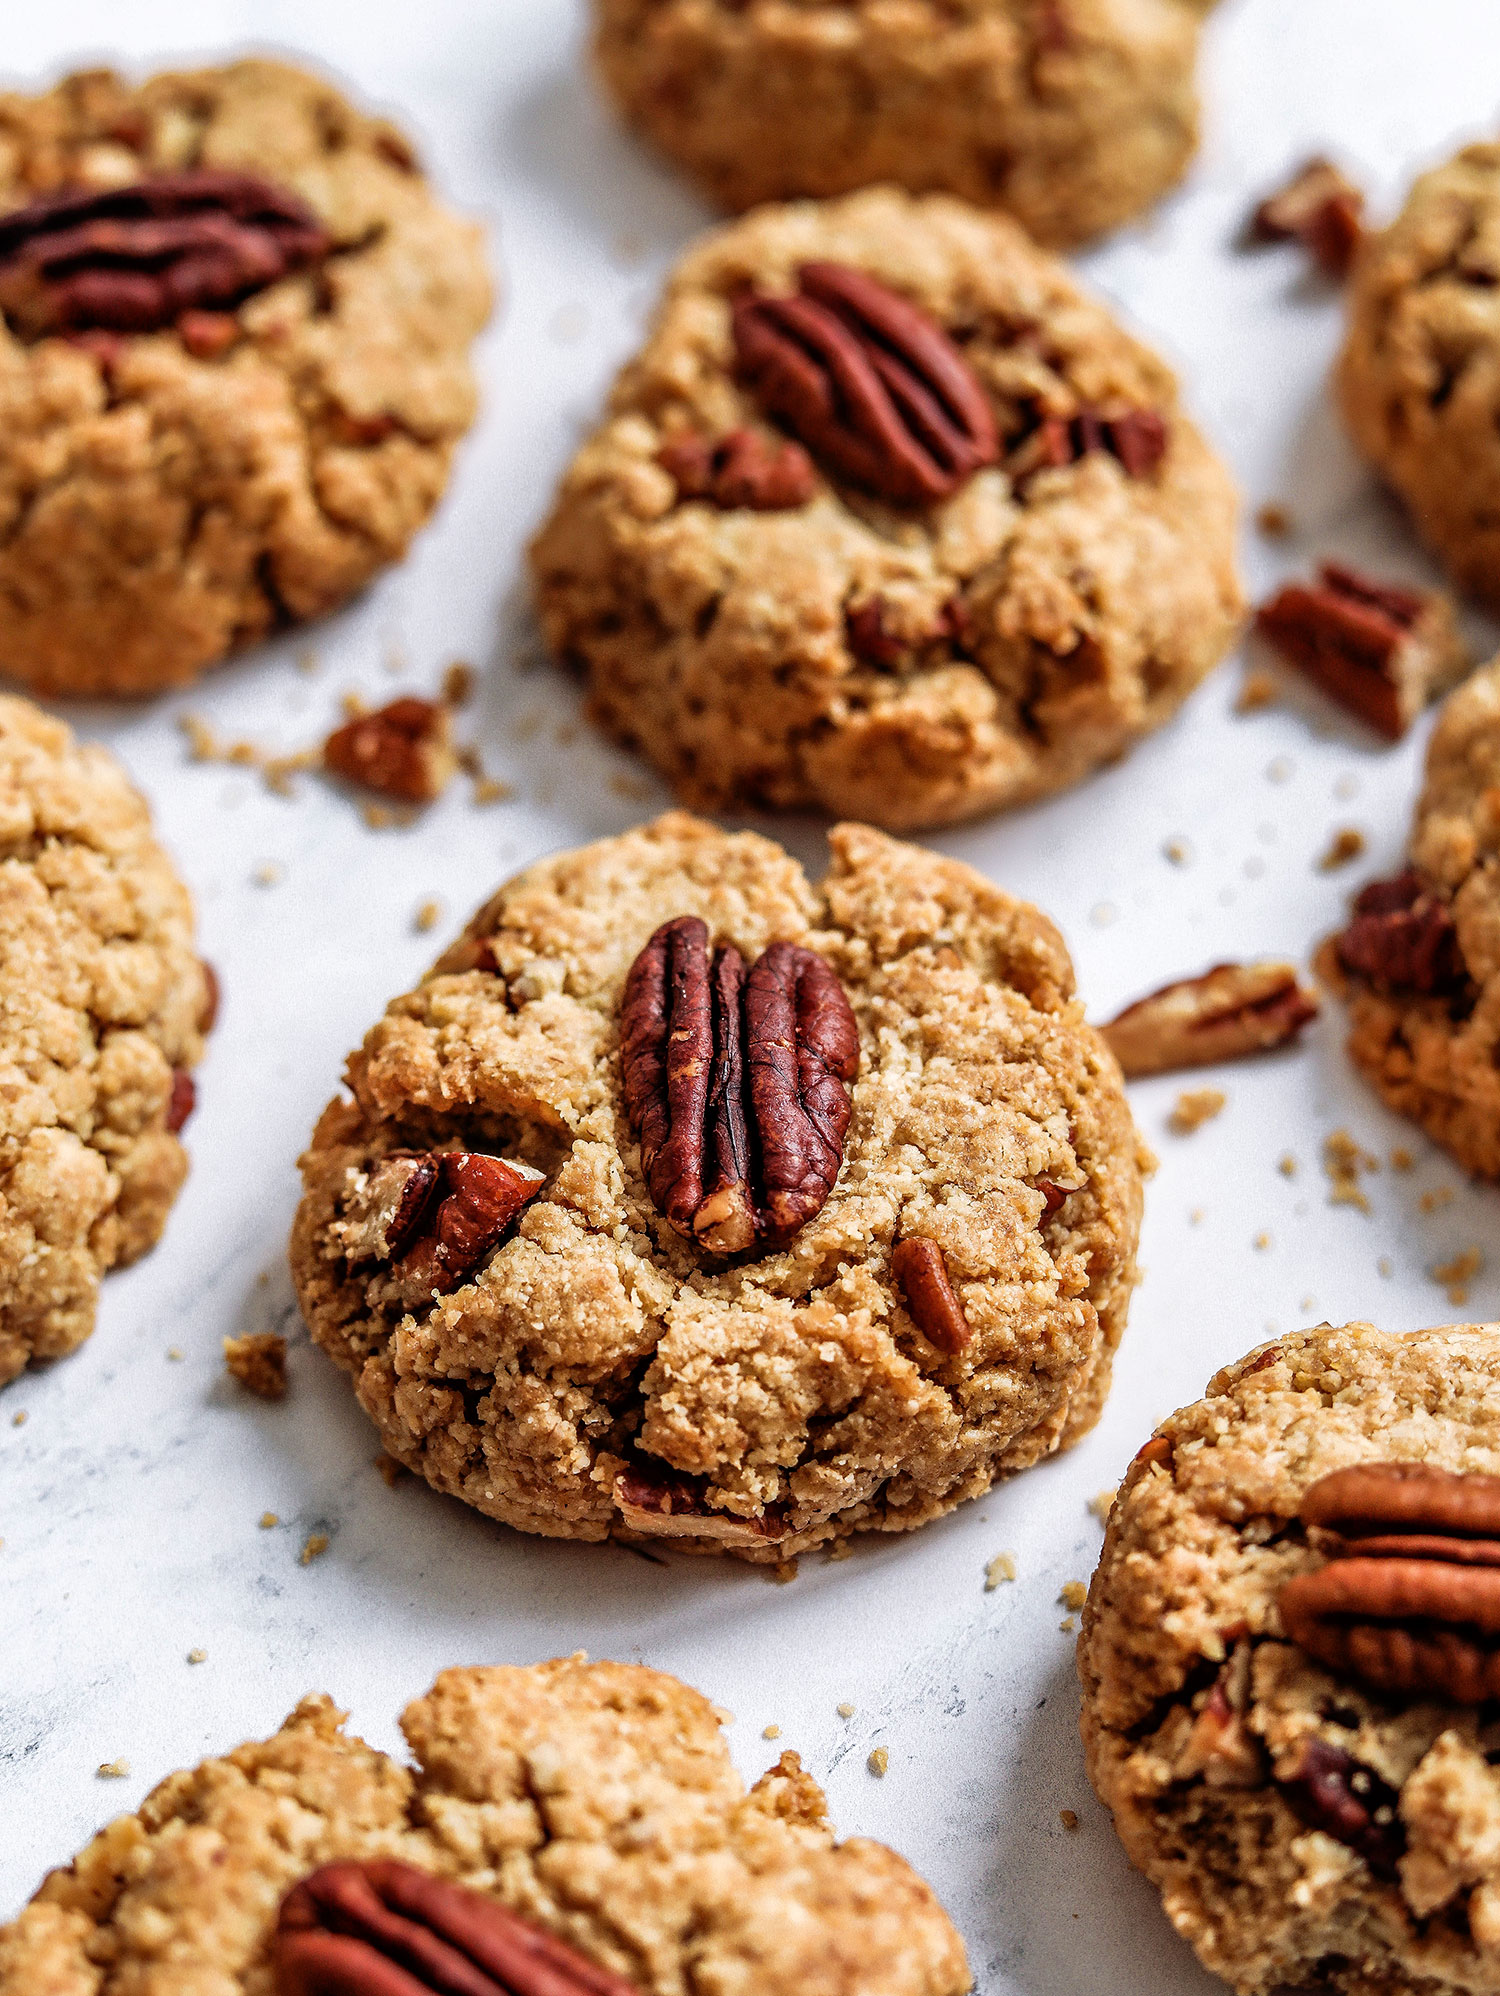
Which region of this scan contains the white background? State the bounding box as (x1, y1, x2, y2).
(2, 2, 1499, 1988)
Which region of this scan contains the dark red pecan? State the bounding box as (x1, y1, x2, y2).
(198, 960, 221, 1034)
(657, 426, 817, 510)
(166, 1069, 196, 1134)
(1250, 158, 1366, 279)
(396, 1153, 547, 1294)
(1301, 1462, 1500, 1563)
(613, 1456, 785, 1547)
(731, 262, 999, 506)
(323, 698, 457, 804)
(336, 1154, 443, 1265)
(845, 594, 966, 667)
(0, 169, 329, 338)
(1335, 868, 1467, 997)
(276, 1858, 641, 1996)
(1011, 406, 1168, 485)
(890, 1236, 972, 1354)
(619, 918, 859, 1255)
(1278, 1737, 1404, 1878)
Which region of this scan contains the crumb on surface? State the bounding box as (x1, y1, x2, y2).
(251, 861, 282, 888)
(414, 899, 442, 933)
(1235, 669, 1279, 714)
(1059, 1616, 1077, 1633)
(1060, 1580, 1087, 1612)
(223, 1332, 287, 1401)
(187, 1648, 206, 1664)
(1432, 1247, 1483, 1307)
(762, 1723, 781, 1740)
(166, 1346, 184, 1361)
(770, 1558, 799, 1584)
(1391, 1147, 1415, 1171)
(1089, 1487, 1118, 1524)
(442, 661, 475, 707)
(12, 1409, 27, 1427)
(1278, 1154, 1298, 1177)
(1267, 756, 1294, 784)
(1169, 1088, 1226, 1135)
(837, 1702, 856, 1718)
(1060, 1808, 1080, 1831)
(1317, 826, 1367, 871)
(712, 1706, 735, 1727)
(96, 1760, 129, 1779)
(299, 1532, 330, 1566)
(1253, 1230, 1272, 1251)
(472, 775, 512, 806)
(1324, 1127, 1377, 1210)
(1189, 1207, 1205, 1225)
(985, 1551, 1018, 1591)
(1163, 836, 1193, 866)
(868, 1747, 889, 1777)
(1378, 1255, 1394, 1278)
(1420, 1186, 1455, 1213)
(826, 1537, 853, 1561)
(259, 1511, 280, 1530)
(1255, 502, 1294, 539)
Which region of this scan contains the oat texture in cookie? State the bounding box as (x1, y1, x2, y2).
(1320, 656, 1500, 1182)
(1079, 1322, 1500, 1996)
(0, 696, 210, 1386)
(1340, 142, 1500, 614)
(0, 1655, 972, 1995)
(0, 60, 490, 698)
(290, 812, 1147, 1561)
(530, 189, 1243, 833)
(592, 0, 1221, 249)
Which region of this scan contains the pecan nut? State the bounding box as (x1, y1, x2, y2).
(890, 1237, 972, 1354)
(166, 1069, 197, 1134)
(334, 1151, 544, 1295)
(731, 262, 999, 505)
(1301, 1462, 1500, 1562)
(1277, 1737, 1404, 1878)
(613, 1457, 785, 1547)
(0, 169, 329, 338)
(1100, 961, 1319, 1079)
(333, 1154, 442, 1265)
(1255, 562, 1468, 740)
(619, 918, 859, 1254)
(1009, 406, 1168, 485)
(323, 698, 456, 804)
(1335, 868, 1467, 997)
(1250, 158, 1366, 279)
(658, 426, 817, 510)
(276, 1858, 641, 1996)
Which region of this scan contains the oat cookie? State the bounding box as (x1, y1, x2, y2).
(592, 0, 1220, 249)
(290, 812, 1146, 1561)
(1322, 656, 1500, 1181)
(530, 189, 1242, 832)
(0, 59, 490, 698)
(0, 696, 210, 1387)
(1340, 143, 1500, 613)
(1080, 1320, 1500, 1996)
(0, 1655, 971, 1995)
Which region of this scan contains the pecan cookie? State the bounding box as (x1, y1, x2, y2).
(290, 812, 1146, 1560)
(0, 1655, 971, 1995)
(1340, 142, 1500, 614)
(1080, 1320, 1500, 1996)
(592, 0, 1221, 248)
(529, 189, 1243, 832)
(0, 59, 489, 698)
(1319, 656, 1500, 1181)
(0, 696, 211, 1387)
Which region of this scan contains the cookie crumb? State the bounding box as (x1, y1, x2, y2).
(1390, 1147, 1415, 1172)
(472, 775, 512, 807)
(1060, 1808, 1080, 1831)
(442, 661, 475, 707)
(361, 802, 395, 830)
(340, 690, 368, 720)
(96, 1760, 129, 1779)
(179, 712, 221, 761)
(1432, 1247, 1483, 1307)
(1089, 901, 1118, 928)
(826, 1537, 853, 1561)
(1419, 1186, 1455, 1214)
(1235, 669, 1279, 714)
(374, 1453, 408, 1488)
(1059, 1617, 1077, 1633)
(1189, 1207, 1205, 1225)
(259, 1511, 280, 1529)
(1278, 1154, 1298, 1178)
(1253, 1230, 1272, 1251)
(187, 1648, 206, 1664)
(1163, 836, 1193, 866)
(166, 1346, 184, 1361)
(1088, 1487, 1118, 1524)
(837, 1702, 856, 1719)
(1060, 1580, 1087, 1611)
(413, 898, 442, 933)
(1378, 1255, 1395, 1278)
(299, 1531, 330, 1565)
(985, 1551, 1018, 1590)
(223, 1332, 287, 1401)
(1267, 756, 1295, 784)
(296, 647, 320, 675)
(12, 1409, 27, 1427)
(770, 1558, 799, 1584)
(868, 1747, 889, 1777)
(1317, 827, 1366, 872)
(251, 861, 282, 888)
(1169, 1088, 1226, 1136)
(762, 1723, 781, 1740)
(1324, 1128, 1377, 1210)
(1255, 502, 1294, 539)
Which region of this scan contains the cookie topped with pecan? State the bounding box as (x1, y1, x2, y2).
(1080, 1320, 1500, 1996)
(291, 812, 1146, 1561)
(530, 188, 1243, 832)
(0, 60, 489, 697)
(0, 1656, 971, 1996)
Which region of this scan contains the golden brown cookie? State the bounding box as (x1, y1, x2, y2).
(290, 812, 1147, 1561)
(0, 59, 490, 698)
(0, 1655, 972, 1995)
(0, 695, 210, 1387)
(529, 188, 1243, 832)
(1340, 142, 1500, 613)
(592, 0, 1220, 248)
(1079, 1320, 1500, 1996)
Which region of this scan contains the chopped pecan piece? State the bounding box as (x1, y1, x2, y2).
(619, 918, 859, 1254)
(323, 697, 457, 803)
(223, 1331, 287, 1402)
(1278, 1737, 1405, 1878)
(845, 594, 966, 667)
(1250, 158, 1366, 279)
(276, 1857, 641, 1996)
(396, 1153, 547, 1295)
(176, 308, 239, 358)
(334, 1154, 442, 1265)
(1176, 1670, 1266, 1790)
(891, 1236, 973, 1354)
(1255, 562, 1468, 740)
(1335, 868, 1467, 997)
(165, 1068, 196, 1133)
(1101, 961, 1319, 1079)
(1010, 406, 1168, 485)
(198, 960, 221, 1034)
(613, 1458, 785, 1547)
(732, 262, 999, 505)
(0, 169, 328, 338)
(658, 426, 817, 510)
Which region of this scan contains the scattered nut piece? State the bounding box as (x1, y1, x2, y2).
(1256, 502, 1295, 539)
(96, 1760, 129, 1779)
(1324, 1128, 1377, 1211)
(1249, 157, 1366, 277)
(985, 1551, 1018, 1591)
(1169, 1088, 1226, 1136)
(223, 1332, 287, 1401)
(1318, 827, 1367, 872)
(324, 696, 456, 803)
(1060, 1809, 1080, 1831)
(1103, 961, 1319, 1079)
(299, 1532, 330, 1565)
(1235, 669, 1279, 714)
(660, 425, 819, 511)
(868, 1747, 889, 1777)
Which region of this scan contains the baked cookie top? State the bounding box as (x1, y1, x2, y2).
(0, 59, 490, 697)
(1080, 1321, 1500, 1996)
(530, 188, 1242, 832)
(291, 811, 1146, 1561)
(0, 694, 209, 1387)
(0, 1655, 971, 1995)
(1339, 142, 1500, 611)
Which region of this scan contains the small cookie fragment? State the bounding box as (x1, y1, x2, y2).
(223, 1332, 288, 1401)
(1249, 157, 1366, 277)
(1168, 1088, 1225, 1136)
(323, 697, 457, 803)
(1102, 962, 1319, 1079)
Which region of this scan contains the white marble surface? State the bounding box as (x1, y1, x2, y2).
(3, 0, 1500, 1985)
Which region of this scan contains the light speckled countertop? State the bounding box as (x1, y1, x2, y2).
(3, 2, 1499, 1987)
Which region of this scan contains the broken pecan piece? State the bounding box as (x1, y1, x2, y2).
(396, 1153, 547, 1295)
(658, 426, 817, 510)
(613, 1457, 785, 1548)
(1011, 406, 1168, 485)
(1335, 868, 1467, 997)
(1250, 158, 1366, 279)
(732, 262, 999, 506)
(1101, 961, 1319, 1079)
(1255, 562, 1468, 740)
(1278, 1737, 1404, 1878)
(619, 918, 859, 1254)
(166, 1069, 196, 1134)
(323, 697, 457, 804)
(0, 169, 329, 338)
(891, 1237, 973, 1354)
(334, 1154, 442, 1265)
(276, 1858, 641, 1996)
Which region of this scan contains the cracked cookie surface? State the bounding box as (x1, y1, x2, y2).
(1080, 1321, 1500, 1996)
(290, 811, 1146, 1561)
(529, 188, 1242, 832)
(1340, 143, 1500, 614)
(592, 0, 1220, 248)
(0, 59, 490, 698)
(0, 1655, 972, 1995)
(0, 695, 210, 1386)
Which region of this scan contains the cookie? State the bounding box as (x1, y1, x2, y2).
(0, 696, 210, 1387)
(290, 811, 1146, 1561)
(1320, 656, 1500, 1181)
(0, 1655, 972, 1994)
(1340, 142, 1500, 613)
(529, 189, 1243, 832)
(592, 0, 1220, 248)
(0, 59, 490, 698)
(1079, 1320, 1500, 1996)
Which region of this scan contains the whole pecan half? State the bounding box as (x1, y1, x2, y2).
(276, 1858, 641, 1996)
(1301, 1462, 1500, 1563)
(619, 917, 859, 1255)
(1250, 158, 1366, 279)
(0, 169, 329, 338)
(731, 262, 999, 506)
(657, 426, 817, 511)
(1335, 868, 1467, 997)
(1010, 406, 1168, 485)
(1255, 562, 1468, 740)
(323, 697, 456, 804)
(1277, 1737, 1404, 1878)
(890, 1237, 972, 1355)
(1101, 961, 1319, 1079)
(334, 1151, 544, 1294)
